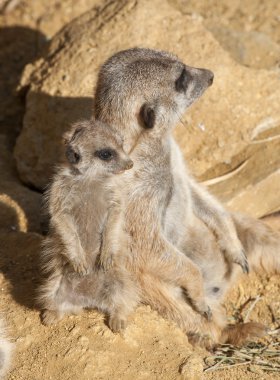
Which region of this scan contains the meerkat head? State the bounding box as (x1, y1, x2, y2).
(94, 48, 213, 148)
(63, 119, 133, 177)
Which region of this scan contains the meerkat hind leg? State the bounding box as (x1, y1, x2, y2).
(156, 239, 212, 320)
(108, 314, 127, 333)
(41, 305, 83, 325)
(107, 302, 131, 333)
(41, 309, 62, 326)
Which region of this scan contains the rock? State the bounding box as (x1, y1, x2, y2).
(179, 354, 204, 380)
(208, 27, 280, 69)
(170, 0, 280, 47)
(0, 24, 46, 141)
(227, 170, 280, 218)
(14, 0, 280, 216)
(0, 134, 42, 233)
(262, 212, 280, 232)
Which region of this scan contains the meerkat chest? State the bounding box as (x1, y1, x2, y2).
(162, 138, 193, 245)
(124, 143, 173, 251)
(130, 155, 172, 211)
(73, 181, 110, 248)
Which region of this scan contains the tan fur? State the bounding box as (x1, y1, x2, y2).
(233, 212, 280, 274)
(93, 48, 279, 346)
(39, 119, 138, 331)
(124, 130, 211, 319)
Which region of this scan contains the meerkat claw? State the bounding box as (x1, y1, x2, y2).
(196, 303, 212, 321)
(99, 255, 114, 271)
(242, 259, 250, 274)
(235, 250, 249, 274)
(41, 310, 61, 325)
(72, 261, 90, 275)
(203, 306, 212, 321)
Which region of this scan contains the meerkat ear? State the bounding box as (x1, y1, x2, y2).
(63, 126, 85, 145)
(65, 145, 81, 164)
(140, 103, 156, 129)
(175, 67, 190, 93)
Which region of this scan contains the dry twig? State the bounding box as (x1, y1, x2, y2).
(204, 340, 280, 373)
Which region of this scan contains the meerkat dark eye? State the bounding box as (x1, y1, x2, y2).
(175, 68, 190, 93)
(95, 148, 115, 161)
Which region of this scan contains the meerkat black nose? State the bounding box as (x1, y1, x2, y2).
(208, 71, 214, 86)
(196, 68, 214, 87)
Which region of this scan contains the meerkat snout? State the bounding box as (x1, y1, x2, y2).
(201, 68, 214, 86)
(208, 71, 214, 86)
(193, 68, 214, 87)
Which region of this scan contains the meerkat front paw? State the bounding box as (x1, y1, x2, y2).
(185, 291, 212, 321)
(196, 303, 212, 321)
(223, 245, 249, 274)
(108, 315, 127, 333)
(232, 249, 249, 274)
(99, 253, 114, 271)
(218, 236, 249, 274)
(71, 257, 90, 275)
(41, 310, 61, 325)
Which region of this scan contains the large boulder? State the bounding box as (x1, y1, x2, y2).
(14, 0, 280, 217)
(208, 27, 280, 69)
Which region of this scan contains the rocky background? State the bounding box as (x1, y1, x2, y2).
(0, 1, 279, 379)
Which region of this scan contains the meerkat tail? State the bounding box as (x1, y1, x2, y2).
(233, 212, 280, 274)
(220, 322, 267, 346)
(0, 320, 13, 379)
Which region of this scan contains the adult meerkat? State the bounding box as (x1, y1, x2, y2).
(93, 48, 280, 346)
(0, 318, 13, 379)
(39, 119, 138, 331)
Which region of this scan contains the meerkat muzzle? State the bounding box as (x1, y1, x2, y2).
(197, 68, 214, 86)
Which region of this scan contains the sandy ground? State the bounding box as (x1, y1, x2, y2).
(0, 1, 279, 379)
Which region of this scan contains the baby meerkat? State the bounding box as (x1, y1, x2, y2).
(49, 118, 133, 273)
(39, 119, 138, 332)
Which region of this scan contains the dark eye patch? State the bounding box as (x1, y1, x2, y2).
(95, 148, 116, 161)
(66, 146, 81, 164)
(175, 67, 191, 93)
